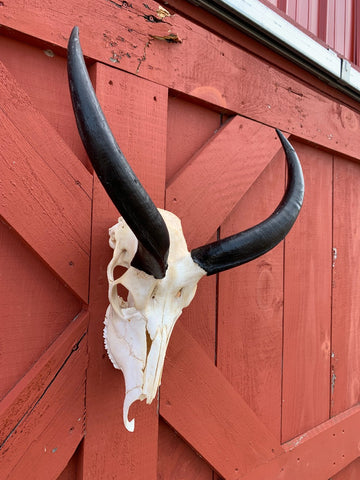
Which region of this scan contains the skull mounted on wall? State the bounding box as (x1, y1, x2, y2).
(67, 27, 304, 432)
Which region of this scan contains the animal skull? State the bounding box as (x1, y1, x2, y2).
(67, 27, 304, 432)
(104, 210, 205, 431)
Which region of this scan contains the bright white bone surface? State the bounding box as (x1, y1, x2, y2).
(104, 209, 206, 432)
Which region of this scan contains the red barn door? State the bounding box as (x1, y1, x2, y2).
(1, 1, 360, 479)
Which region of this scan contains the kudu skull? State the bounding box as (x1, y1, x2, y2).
(67, 27, 304, 432)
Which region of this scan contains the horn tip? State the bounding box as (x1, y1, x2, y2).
(69, 26, 79, 45)
(276, 128, 295, 153)
(275, 128, 285, 141)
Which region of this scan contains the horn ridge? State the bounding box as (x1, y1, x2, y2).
(190, 130, 304, 275)
(67, 26, 169, 279)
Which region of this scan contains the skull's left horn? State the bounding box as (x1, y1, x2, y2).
(190, 130, 304, 275)
(67, 27, 169, 279)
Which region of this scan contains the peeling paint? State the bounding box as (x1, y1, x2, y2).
(149, 33, 182, 43)
(331, 369, 337, 396)
(332, 247, 337, 268)
(136, 40, 150, 73)
(288, 434, 307, 450)
(157, 5, 171, 18)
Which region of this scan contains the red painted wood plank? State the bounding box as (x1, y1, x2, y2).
(160, 323, 283, 479)
(0, 36, 90, 170)
(84, 64, 167, 479)
(0, 328, 87, 480)
(217, 149, 285, 441)
(178, 262, 217, 360)
(0, 60, 92, 302)
(160, 99, 218, 480)
(332, 458, 360, 480)
(241, 404, 360, 480)
(3, 0, 360, 161)
(158, 420, 213, 480)
(57, 444, 83, 480)
(331, 156, 360, 480)
(282, 142, 333, 442)
(0, 220, 82, 400)
(0, 311, 88, 446)
(166, 95, 219, 359)
(166, 95, 221, 183)
(89, 63, 167, 205)
(332, 156, 360, 416)
(166, 117, 286, 248)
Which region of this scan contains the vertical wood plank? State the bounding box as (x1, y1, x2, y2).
(0, 36, 89, 169)
(161, 94, 219, 480)
(282, 142, 333, 442)
(161, 323, 282, 479)
(331, 458, 360, 480)
(0, 59, 92, 302)
(158, 420, 213, 480)
(0, 219, 81, 400)
(0, 336, 87, 480)
(332, 157, 360, 416)
(166, 95, 221, 183)
(84, 63, 167, 479)
(217, 150, 285, 441)
(166, 95, 221, 357)
(331, 156, 360, 480)
(57, 443, 83, 480)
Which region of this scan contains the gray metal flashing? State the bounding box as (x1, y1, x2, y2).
(188, 0, 360, 102)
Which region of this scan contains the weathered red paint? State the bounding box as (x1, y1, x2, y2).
(1, 1, 360, 479)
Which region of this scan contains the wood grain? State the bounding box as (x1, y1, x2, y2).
(158, 420, 213, 480)
(57, 444, 83, 480)
(282, 142, 333, 442)
(332, 153, 360, 480)
(217, 150, 285, 441)
(332, 156, 360, 416)
(0, 60, 92, 302)
(0, 219, 82, 400)
(0, 325, 87, 480)
(161, 322, 283, 479)
(0, 311, 88, 446)
(159, 97, 218, 480)
(0, 35, 90, 170)
(166, 95, 219, 358)
(166, 95, 221, 183)
(241, 404, 360, 480)
(3, 0, 360, 160)
(83, 63, 168, 479)
(332, 458, 360, 480)
(167, 117, 287, 248)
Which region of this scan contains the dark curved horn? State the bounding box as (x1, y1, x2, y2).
(191, 130, 304, 275)
(67, 27, 169, 279)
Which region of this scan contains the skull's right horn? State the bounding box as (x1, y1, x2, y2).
(67, 26, 169, 279)
(190, 130, 305, 275)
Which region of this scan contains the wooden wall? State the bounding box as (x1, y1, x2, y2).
(0, 1, 360, 479)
